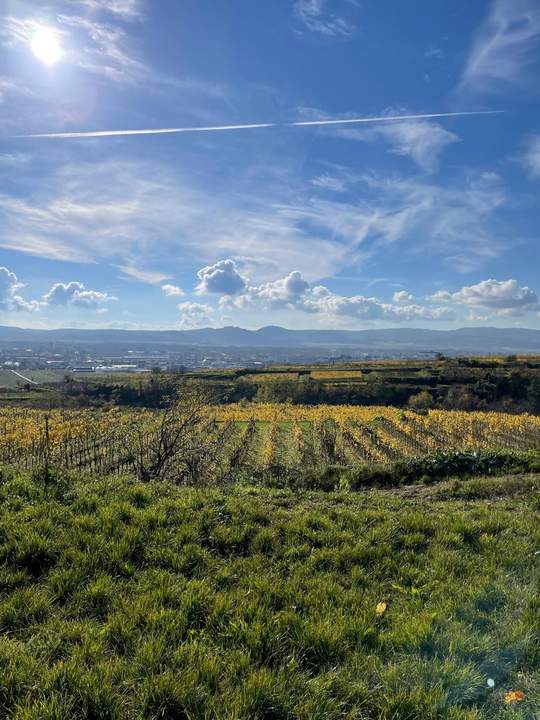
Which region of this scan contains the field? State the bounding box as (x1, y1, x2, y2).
(0, 375, 539, 718)
(3, 355, 540, 414)
(0, 369, 66, 388)
(0, 468, 538, 719)
(0, 404, 538, 475)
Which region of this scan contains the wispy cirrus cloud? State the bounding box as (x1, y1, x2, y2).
(0, 75, 37, 104)
(293, 0, 356, 37)
(56, 13, 148, 84)
(1, 7, 226, 99)
(1, 12, 150, 86)
(521, 135, 540, 178)
(0, 157, 514, 288)
(458, 0, 540, 96)
(0, 158, 350, 281)
(310, 174, 346, 192)
(334, 119, 461, 172)
(116, 265, 172, 285)
(66, 0, 143, 21)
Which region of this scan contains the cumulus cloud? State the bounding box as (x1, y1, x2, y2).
(459, 0, 540, 95)
(0, 266, 38, 312)
(161, 284, 184, 297)
(196, 259, 247, 295)
(302, 291, 453, 322)
(393, 290, 413, 303)
(430, 289, 452, 302)
(522, 135, 540, 178)
(177, 301, 214, 329)
(225, 269, 452, 323)
(449, 278, 539, 313)
(231, 271, 311, 310)
(43, 281, 117, 309)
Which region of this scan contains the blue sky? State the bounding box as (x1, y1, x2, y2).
(0, 0, 539, 330)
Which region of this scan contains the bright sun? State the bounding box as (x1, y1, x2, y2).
(30, 27, 64, 66)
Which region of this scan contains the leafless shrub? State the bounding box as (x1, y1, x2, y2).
(124, 382, 223, 484)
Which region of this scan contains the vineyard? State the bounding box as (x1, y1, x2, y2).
(0, 404, 539, 476)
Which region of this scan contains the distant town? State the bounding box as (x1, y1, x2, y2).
(0, 341, 437, 377)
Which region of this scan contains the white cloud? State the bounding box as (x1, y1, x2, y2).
(0, 77, 21, 103)
(466, 312, 490, 322)
(335, 120, 460, 172)
(196, 259, 247, 295)
(425, 46, 445, 60)
(229, 270, 311, 310)
(393, 290, 413, 303)
(0, 152, 32, 166)
(2, 10, 223, 98)
(522, 135, 540, 178)
(293, 0, 356, 37)
(301, 291, 453, 323)
(1, 13, 149, 86)
(0, 266, 38, 312)
(0, 159, 345, 281)
(117, 265, 171, 284)
(0, 156, 513, 290)
(310, 174, 346, 192)
(449, 278, 538, 313)
(43, 281, 117, 309)
(56, 13, 149, 84)
(161, 284, 184, 297)
(276, 170, 508, 273)
(225, 269, 452, 324)
(430, 289, 452, 302)
(177, 301, 214, 329)
(66, 0, 143, 21)
(459, 0, 540, 95)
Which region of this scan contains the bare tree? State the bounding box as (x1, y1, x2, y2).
(124, 382, 221, 484)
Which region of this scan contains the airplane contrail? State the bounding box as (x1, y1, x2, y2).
(16, 110, 503, 139)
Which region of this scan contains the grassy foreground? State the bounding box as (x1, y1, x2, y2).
(0, 470, 539, 719)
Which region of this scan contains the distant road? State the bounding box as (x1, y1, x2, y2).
(8, 369, 39, 385)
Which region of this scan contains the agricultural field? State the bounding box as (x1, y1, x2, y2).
(0, 469, 538, 719)
(310, 371, 362, 379)
(0, 404, 538, 477)
(0, 390, 539, 719)
(0, 369, 67, 389)
(243, 372, 300, 383)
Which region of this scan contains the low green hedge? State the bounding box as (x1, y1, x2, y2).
(238, 450, 540, 492)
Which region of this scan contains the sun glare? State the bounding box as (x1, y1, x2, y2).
(30, 26, 64, 66)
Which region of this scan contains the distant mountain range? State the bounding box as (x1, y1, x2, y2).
(1, 325, 540, 353)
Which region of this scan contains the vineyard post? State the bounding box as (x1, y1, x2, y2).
(44, 413, 50, 479)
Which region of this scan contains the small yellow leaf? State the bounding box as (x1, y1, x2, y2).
(375, 602, 387, 616)
(503, 690, 525, 704)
